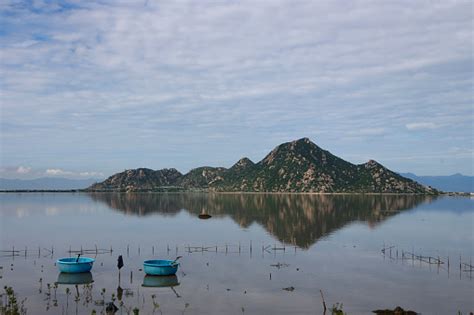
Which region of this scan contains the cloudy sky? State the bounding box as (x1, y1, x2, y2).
(0, 0, 472, 179)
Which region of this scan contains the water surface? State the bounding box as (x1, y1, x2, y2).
(0, 193, 472, 314)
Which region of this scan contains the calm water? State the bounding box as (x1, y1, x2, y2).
(0, 193, 472, 314)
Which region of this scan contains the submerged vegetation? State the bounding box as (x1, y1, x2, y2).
(1, 283, 423, 315)
(331, 302, 346, 315)
(372, 306, 417, 315)
(0, 286, 27, 315)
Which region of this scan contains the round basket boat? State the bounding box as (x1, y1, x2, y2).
(142, 275, 179, 287)
(56, 257, 95, 273)
(143, 260, 179, 276)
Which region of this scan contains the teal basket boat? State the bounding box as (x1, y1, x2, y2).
(143, 260, 179, 276)
(56, 257, 95, 273)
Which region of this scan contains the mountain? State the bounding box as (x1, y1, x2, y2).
(0, 177, 100, 190)
(88, 138, 438, 194)
(89, 168, 182, 191)
(399, 173, 473, 193)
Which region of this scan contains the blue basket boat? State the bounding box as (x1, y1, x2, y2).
(56, 257, 95, 273)
(143, 260, 179, 276)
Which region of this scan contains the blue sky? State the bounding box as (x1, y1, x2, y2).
(0, 0, 472, 179)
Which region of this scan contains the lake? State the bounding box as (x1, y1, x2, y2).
(0, 193, 472, 314)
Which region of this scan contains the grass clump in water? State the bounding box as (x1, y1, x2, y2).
(0, 286, 27, 315)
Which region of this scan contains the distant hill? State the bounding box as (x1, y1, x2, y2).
(89, 138, 437, 194)
(399, 173, 473, 193)
(0, 177, 101, 190)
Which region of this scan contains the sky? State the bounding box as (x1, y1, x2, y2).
(0, 0, 472, 179)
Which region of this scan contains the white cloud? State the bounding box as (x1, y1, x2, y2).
(16, 166, 31, 174)
(0, 166, 105, 179)
(405, 122, 439, 130)
(44, 169, 103, 178)
(45, 168, 73, 176)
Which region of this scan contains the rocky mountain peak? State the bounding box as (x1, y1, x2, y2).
(261, 138, 321, 166)
(294, 137, 312, 144)
(157, 168, 182, 176)
(231, 157, 255, 170)
(124, 168, 154, 177)
(364, 160, 383, 170)
(288, 137, 319, 151)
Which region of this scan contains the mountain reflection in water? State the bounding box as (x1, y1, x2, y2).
(88, 193, 434, 248)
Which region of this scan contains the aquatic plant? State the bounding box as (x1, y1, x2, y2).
(0, 286, 27, 315)
(38, 278, 42, 294)
(52, 283, 58, 306)
(331, 302, 346, 315)
(151, 294, 162, 314)
(373, 306, 418, 314)
(83, 284, 93, 306)
(74, 285, 81, 303)
(65, 287, 71, 309)
(100, 288, 106, 301)
(44, 283, 52, 311)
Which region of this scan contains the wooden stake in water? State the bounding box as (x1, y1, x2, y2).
(459, 254, 462, 280)
(319, 290, 327, 313)
(470, 257, 472, 279)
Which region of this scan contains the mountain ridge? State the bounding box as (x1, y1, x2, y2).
(88, 138, 438, 194)
(399, 173, 473, 193)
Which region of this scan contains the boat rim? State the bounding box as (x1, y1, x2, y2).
(143, 259, 179, 267)
(57, 257, 95, 264)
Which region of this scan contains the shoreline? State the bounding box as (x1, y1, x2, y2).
(0, 189, 471, 196)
